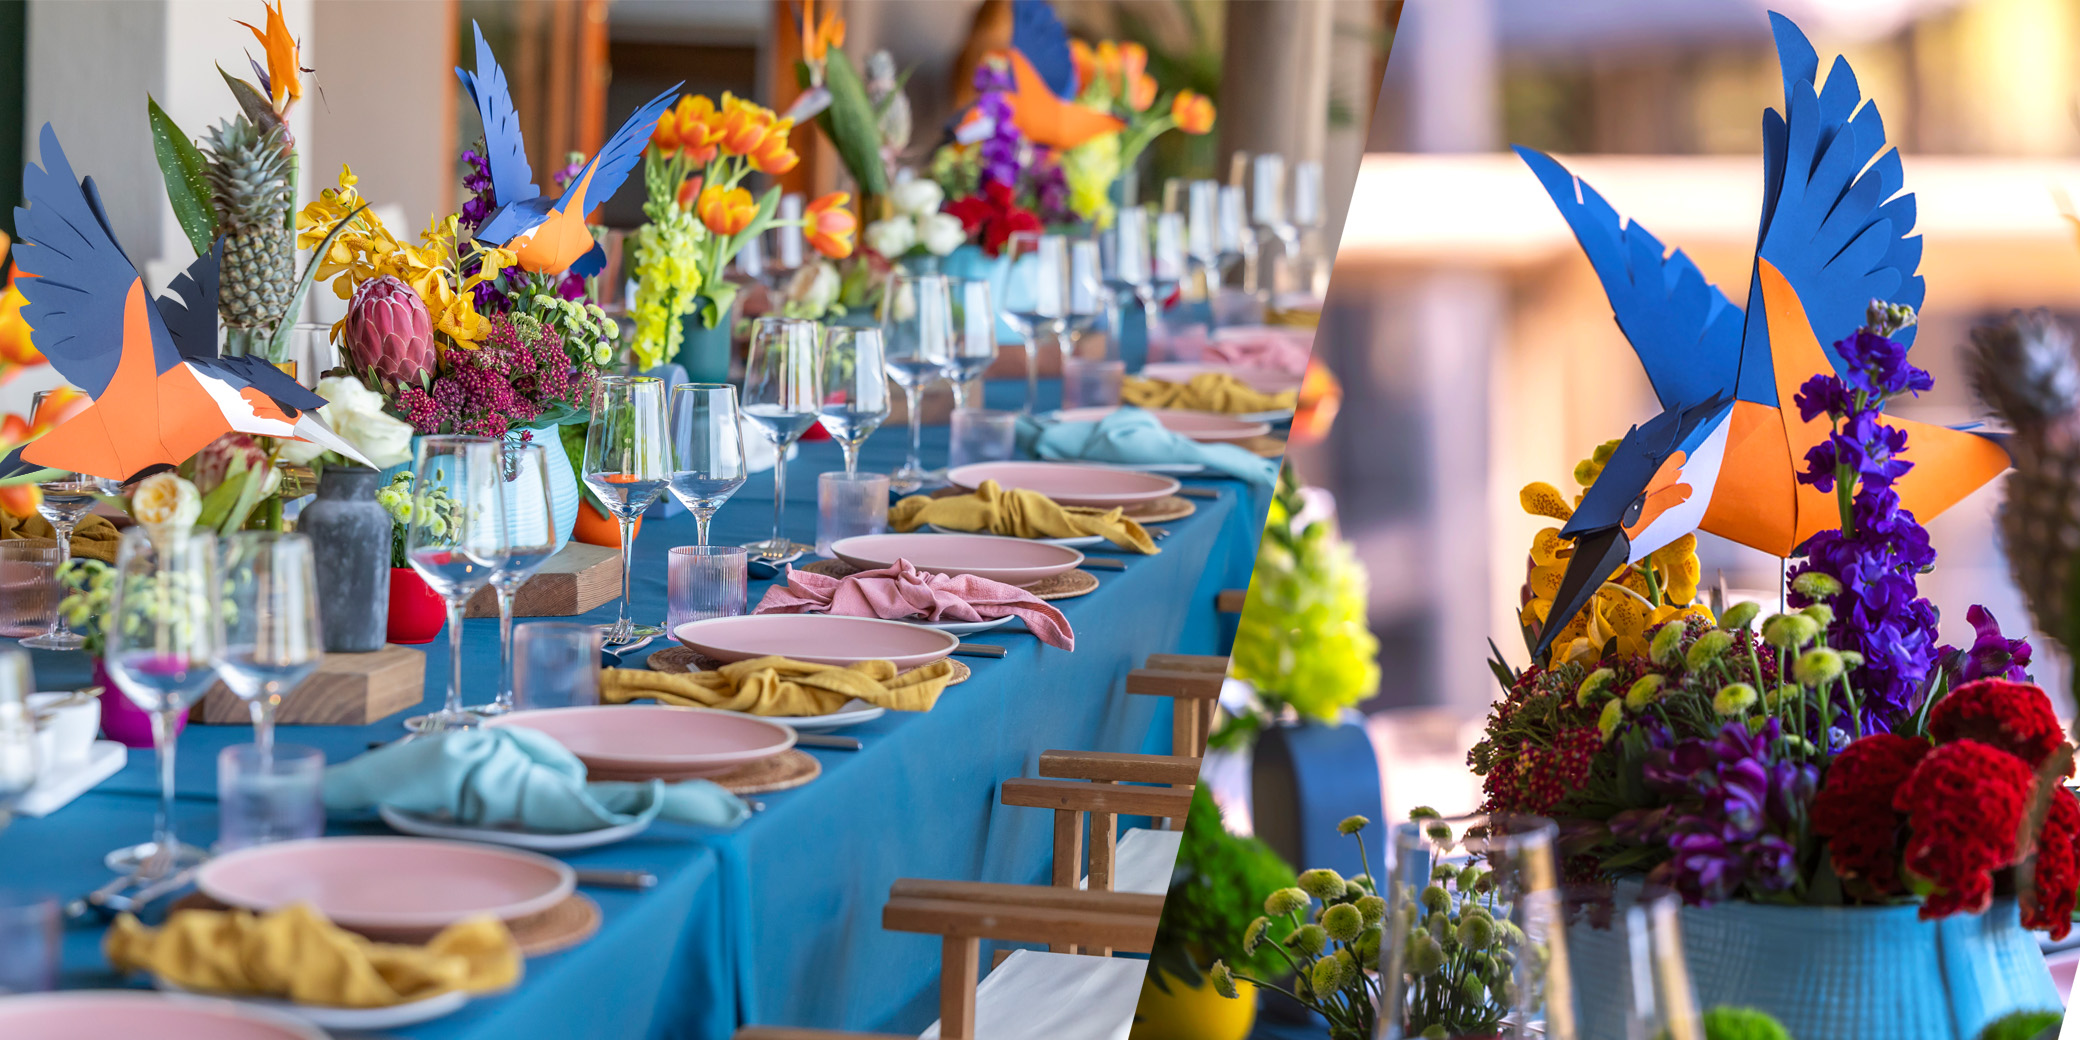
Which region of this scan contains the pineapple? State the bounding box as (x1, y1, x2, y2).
(1965, 311, 2080, 662)
(202, 117, 295, 343)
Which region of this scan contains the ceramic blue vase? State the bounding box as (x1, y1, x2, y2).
(379, 431, 577, 556)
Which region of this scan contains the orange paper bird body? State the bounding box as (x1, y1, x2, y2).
(1001, 50, 1123, 151)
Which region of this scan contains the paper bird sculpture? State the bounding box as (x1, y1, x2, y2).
(999, 0, 1123, 151)
(0, 124, 371, 485)
(1516, 12, 2010, 661)
(458, 22, 679, 278)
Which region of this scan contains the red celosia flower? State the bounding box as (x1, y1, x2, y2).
(1928, 678, 2069, 775)
(944, 181, 1041, 257)
(1813, 733, 1929, 896)
(1893, 740, 2032, 920)
(2024, 790, 2080, 939)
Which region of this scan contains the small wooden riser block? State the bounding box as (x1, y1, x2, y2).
(199, 645, 425, 725)
(463, 542, 622, 618)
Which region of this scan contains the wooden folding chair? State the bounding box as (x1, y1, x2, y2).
(1002, 751, 1196, 904)
(1124, 653, 1227, 788)
(732, 881, 1162, 1040)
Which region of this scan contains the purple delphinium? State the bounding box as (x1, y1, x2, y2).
(974, 61, 1024, 189)
(459, 146, 589, 311)
(1937, 604, 2034, 683)
(1786, 309, 1941, 731)
(1612, 719, 1816, 905)
(1031, 160, 1072, 225)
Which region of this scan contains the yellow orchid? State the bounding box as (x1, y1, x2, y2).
(296, 166, 509, 349)
(1519, 448, 1713, 668)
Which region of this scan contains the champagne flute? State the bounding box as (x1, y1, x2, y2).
(21, 391, 110, 650)
(1001, 232, 1068, 416)
(668, 384, 749, 546)
(407, 436, 508, 730)
(477, 441, 557, 716)
(817, 326, 890, 475)
(214, 532, 321, 759)
(583, 378, 669, 642)
(880, 273, 954, 491)
(946, 279, 999, 412)
(0, 650, 35, 835)
(741, 317, 823, 560)
(102, 527, 218, 873)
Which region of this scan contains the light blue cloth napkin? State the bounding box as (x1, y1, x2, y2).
(324, 727, 752, 834)
(1017, 406, 1278, 484)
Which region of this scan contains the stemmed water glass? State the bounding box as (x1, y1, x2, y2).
(1065, 239, 1109, 359)
(1102, 208, 1155, 365)
(478, 441, 557, 716)
(1623, 891, 1703, 1040)
(406, 436, 509, 731)
(881, 273, 954, 491)
(102, 527, 219, 872)
(583, 377, 669, 641)
(0, 650, 35, 835)
(740, 318, 823, 560)
(1002, 231, 1068, 416)
(214, 532, 321, 758)
(946, 279, 999, 412)
(668, 384, 749, 546)
(817, 326, 890, 475)
(21, 391, 111, 650)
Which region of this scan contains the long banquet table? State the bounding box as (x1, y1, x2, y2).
(0, 380, 1272, 1038)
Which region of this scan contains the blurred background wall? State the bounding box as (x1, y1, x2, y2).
(1289, 0, 2080, 817)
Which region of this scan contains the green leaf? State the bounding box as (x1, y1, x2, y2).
(264, 200, 366, 363)
(817, 47, 888, 198)
(148, 97, 219, 257)
(217, 67, 282, 135)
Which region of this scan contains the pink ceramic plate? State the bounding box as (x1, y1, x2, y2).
(489, 704, 796, 775)
(197, 837, 574, 938)
(0, 992, 327, 1040)
(1054, 407, 1272, 443)
(830, 534, 1084, 587)
(674, 613, 959, 670)
(948, 461, 1181, 507)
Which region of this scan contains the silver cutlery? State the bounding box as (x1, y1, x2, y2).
(1080, 558, 1127, 571)
(574, 868, 657, 890)
(952, 643, 1008, 659)
(794, 734, 862, 751)
(66, 848, 189, 920)
(1177, 487, 1219, 499)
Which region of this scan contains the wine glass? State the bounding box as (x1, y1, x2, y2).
(880, 273, 954, 492)
(1378, 812, 1576, 1040)
(740, 318, 823, 560)
(583, 378, 669, 642)
(102, 526, 219, 873)
(946, 279, 999, 412)
(406, 436, 509, 730)
(1064, 241, 1108, 361)
(477, 441, 557, 716)
(770, 194, 806, 289)
(21, 392, 111, 651)
(214, 532, 321, 758)
(1001, 231, 1068, 416)
(1623, 891, 1703, 1040)
(817, 326, 890, 475)
(668, 383, 749, 546)
(0, 650, 35, 835)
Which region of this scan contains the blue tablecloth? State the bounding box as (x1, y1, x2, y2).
(0, 379, 1271, 1038)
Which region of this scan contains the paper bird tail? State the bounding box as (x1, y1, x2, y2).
(289, 412, 375, 469)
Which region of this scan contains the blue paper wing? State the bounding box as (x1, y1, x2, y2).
(156, 239, 221, 361)
(459, 22, 539, 210)
(1514, 146, 1744, 412)
(187, 353, 326, 414)
(12, 124, 177, 399)
(1739, 13, 1924, 402)
(1011, 0, 1075, 99)
(550, 86, 679, 219)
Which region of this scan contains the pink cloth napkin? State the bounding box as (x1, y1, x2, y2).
(1204, 326, 1313, 375)
(755, 560, 1075, 650)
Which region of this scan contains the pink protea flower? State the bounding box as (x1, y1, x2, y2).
(344, 276, 435, 389)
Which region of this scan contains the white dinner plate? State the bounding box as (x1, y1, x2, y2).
(926, 524, 1104, 549)
(375, 805, 651, 852)
(154, 979, 472, 1031)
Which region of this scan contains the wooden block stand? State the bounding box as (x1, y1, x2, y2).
(464, 542, 621, 618)
(199, 645, 425, 725)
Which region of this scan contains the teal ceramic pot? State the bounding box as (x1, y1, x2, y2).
(675, 304, 733, 384)
(1568, 885, 2060, 1039)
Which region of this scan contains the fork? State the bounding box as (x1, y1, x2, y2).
(66, 843, 176, 920)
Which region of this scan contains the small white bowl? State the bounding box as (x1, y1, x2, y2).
(28, 691, 99, 771)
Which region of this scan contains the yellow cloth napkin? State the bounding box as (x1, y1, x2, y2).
(889, 480, 1156, 554)
(105, 904, 520, 1009)
(601, 655, 956, 716)
(1120, 372, 1298, 415)
(0, 512, 119, 563)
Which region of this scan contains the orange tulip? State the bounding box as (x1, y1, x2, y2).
(718, 101, 775, 157)
(1290, 357, 1342, 446)
(804, 192, 856, 259)
(0, 483, 38, 519)
(698, 185, 757, 237)
(0, 281, 41, 371)
(1128, 73, 1158, 113)
(748, 131, 800, 176)
(1172, 90, 1215, 135)
(1070, 40, 1098, 94)
(28, 387, 86, 431)
(1118, 42, 1148, 101)
(677, 174, 703, 211)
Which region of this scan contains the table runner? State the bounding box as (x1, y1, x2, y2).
(0, 380, 1272, 1037)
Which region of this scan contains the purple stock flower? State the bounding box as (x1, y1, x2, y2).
(1937, 604, 2034, 683)
(973, 61, 1024, 189)
(1632, 719, 1816, 904)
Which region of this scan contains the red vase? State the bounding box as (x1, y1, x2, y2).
(386, 566, 446, 644)
(93, 658, 189, 749)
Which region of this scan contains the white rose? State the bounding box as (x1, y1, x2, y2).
(864, 217, 917, 259)
(787, 262, 841, 315)
(917, 212, 966, 257)
(287, 375, 415, 469)
(890, 179, 945, 219)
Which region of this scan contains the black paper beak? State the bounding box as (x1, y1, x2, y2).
(1529, 526, 1632, 662)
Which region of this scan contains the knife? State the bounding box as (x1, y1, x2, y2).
(574, 868, 658, 890)
(794, 734, 862, 751)
(1177, 487, 1219, 499)
(953, 643, 1008, 658)
(1080, 558, 1127, 571)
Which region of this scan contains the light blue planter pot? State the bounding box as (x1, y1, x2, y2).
(1568, 889, 2060, 1040)
(942, 244, 1019, 346)
(675, 310, 733, 385)
(378, 430, 579, 556)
